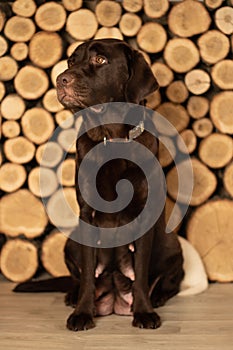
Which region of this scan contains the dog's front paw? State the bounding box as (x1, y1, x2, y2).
(66, 312, 95, 331)
(132, 312, 161, 329)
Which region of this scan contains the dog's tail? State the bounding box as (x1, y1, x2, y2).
(178, 236, 208, 296)
(13, 276, 73, 293)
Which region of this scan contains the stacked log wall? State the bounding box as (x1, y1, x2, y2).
(0, 0, 232, 283)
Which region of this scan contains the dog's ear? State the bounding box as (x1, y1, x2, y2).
(125, 50, 159, 104)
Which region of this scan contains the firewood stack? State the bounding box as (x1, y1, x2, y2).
(0, 0, 232, 283)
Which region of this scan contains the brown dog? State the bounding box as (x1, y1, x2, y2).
(15, 39, 184, 331)
(56, 39, 184, 331)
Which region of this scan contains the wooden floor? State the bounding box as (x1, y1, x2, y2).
(0, 275, 232, 350)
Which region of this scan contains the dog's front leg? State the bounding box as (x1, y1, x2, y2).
(66, 220, 96, 331)
(132, 229, 161, 329)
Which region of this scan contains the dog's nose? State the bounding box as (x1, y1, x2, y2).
(56, 72, 73, 87)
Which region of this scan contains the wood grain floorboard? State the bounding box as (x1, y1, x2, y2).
(0, 275, 232, 350)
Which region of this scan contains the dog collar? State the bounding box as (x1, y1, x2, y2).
(103, 121, 144, 146)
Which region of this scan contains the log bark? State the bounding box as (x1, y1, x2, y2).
(4, 136, 35, 164)
(197, 30, 230, 64)
(35, 1, 66, 32)
(166, 80, 189, 103)
(122, 0, 143, 13)
(12, 0, 36, 17)
(57, 158, 76, 187)
(168, 0, 211, 37)
(211, 60, 233, 90)
(41, 231, 70, 277)
(119, 13, 142, 37)
(55, 109, 74, 129)
(210, 91, 233, 134)
(155, 102, 190, 136)
(36, 142, 64, 168)
(166, 158, 217, 206)
(0, 163, 26, 193)
(42, 88, 64, 113)
(0, 93, 25, 120)
(137, 22, 167, 53)
(14, 65, 49, 100)
(21, 107, 55, 145)
(2, 120, 20, 138)
(28, 167, 58, 198)
(4, 16, 36, 42)
(223, 162, 233, 198)
(185, 69, 211, 95)
(66, 9, 98, 40)
(29, 31, 63, 69)
(187, 199, 233, 282)
(10, 42, 28, 61)
(199, 133, 233, 168)
(215, 6, 233, 35)
(177, 129, 197, 154)
(96, 0, 122, 27)
(187, 96, 209, 119)
(47, 188, 80, 229)
(151, 62, 174, 87)
(192, 118, 213, 138)
(164, 38, 200, 73)
(0, 239, 38, 283)
(0, 56, 18, 81)
(0, 189, 48, 238)
(144, 0, 169, 19)
(57, 128, 77, 153)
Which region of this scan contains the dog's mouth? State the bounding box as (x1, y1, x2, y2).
(57, 87, 87, 110)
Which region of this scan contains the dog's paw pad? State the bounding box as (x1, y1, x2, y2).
(132, 312, 161, 329)
(66, 312, 95, 331)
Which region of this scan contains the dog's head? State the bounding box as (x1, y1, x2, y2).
(56, 39, 158, 111)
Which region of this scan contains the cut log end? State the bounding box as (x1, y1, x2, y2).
(0, 189, 48, 238)
(66, 9, 98, 41)
(96, 0, 122, 27)
(0, 239, 38, 283)
(199, 133, 233, 169)
(41, 231, 70, 277)
(210, 91, 233, 134)
(168, 0, 211, 37)
(192, 118, 213, 138)
(187, 96, 209, 119)
(35, 2, 67, 32)
(164, 38, 200, 73)
(187, 199, 233, 282)
(0, 163, 26, 193)
(166, 158, 217, 206)
(223, 163, 233, 198)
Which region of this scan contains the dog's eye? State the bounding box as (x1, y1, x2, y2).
(95, 55, 107, 65)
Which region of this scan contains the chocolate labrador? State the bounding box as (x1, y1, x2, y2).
(15, 39, 184, 331)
